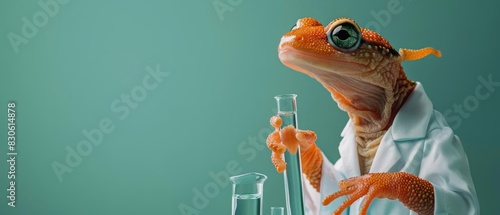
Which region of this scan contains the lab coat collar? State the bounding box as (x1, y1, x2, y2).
(390, 82, 433, 141)
(338, 82, 432, 176)
(340, 82, 432, 141)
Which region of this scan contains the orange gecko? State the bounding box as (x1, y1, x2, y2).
(266, 17, 479, 214)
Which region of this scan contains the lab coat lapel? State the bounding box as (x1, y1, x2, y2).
(338, 120, 361, 178)
(323, 83, 433, 214)
(371, 82, 432, 173)
(338, 120, 400, 177)
(337, 83, 432, 175)
(369, 134, 401, 173)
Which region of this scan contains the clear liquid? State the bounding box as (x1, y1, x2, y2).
(278, 111, 297, 128)
(232, 194, 262, 215)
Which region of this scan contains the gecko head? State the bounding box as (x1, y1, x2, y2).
(278, 17, 402, 79)
(278, 17, 405, 115)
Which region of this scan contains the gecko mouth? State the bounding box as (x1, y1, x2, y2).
(278, 46, 386, 117)
(278, 46, 368, 75)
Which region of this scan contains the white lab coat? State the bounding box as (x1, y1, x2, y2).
(303, 82, 480, 215)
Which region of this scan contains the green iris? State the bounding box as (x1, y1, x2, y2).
(327, 23, 361, 51)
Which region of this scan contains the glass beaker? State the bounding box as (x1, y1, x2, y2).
(230, 172, 268, 215)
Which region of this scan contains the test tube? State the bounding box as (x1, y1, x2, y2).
(274, 94, 305, 215)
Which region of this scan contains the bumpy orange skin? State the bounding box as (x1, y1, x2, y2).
(323, 172, 434, 215)
(266, 115, 323, 191)
(266, 116, 287, 173)
(297, 132, 322, 192)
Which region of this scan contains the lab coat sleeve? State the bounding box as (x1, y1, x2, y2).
(303, 152, 347, 215)
(419, 113, 480, 215)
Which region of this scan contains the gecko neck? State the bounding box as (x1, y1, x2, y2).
(329, 66, 416, 174)
(349, 77, 415, 137)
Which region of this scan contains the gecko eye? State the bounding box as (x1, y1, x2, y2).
(327, 22, 361, 51)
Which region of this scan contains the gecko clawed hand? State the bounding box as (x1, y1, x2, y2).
(323, 172, 434, 215)
(323, 173, 399, 215)
(266, 115, 323, 191)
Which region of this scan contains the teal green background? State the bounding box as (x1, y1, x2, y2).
(0, 0, 498, 214)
